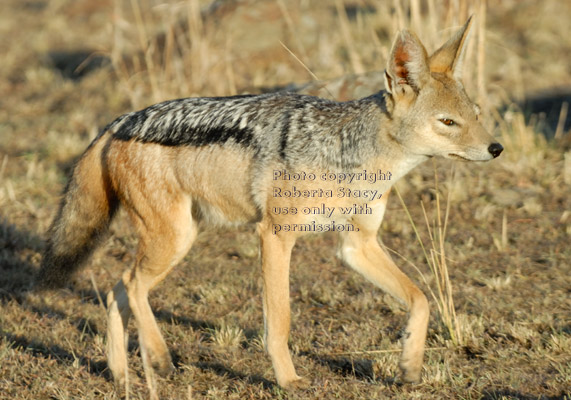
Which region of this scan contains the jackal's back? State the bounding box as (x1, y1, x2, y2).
(107, 92, 385, 170)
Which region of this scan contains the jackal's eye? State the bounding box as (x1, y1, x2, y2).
(439, 118, 455, 126)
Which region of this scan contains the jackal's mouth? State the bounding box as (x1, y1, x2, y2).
(447, 153, 472, 161)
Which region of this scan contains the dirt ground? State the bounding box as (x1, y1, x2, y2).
(0, 0, 569, 399)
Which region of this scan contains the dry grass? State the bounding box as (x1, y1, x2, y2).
(1, 0, 570, 399)
(394, 164, 464, 346)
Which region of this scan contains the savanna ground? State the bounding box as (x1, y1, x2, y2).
(0, 0, 570, 399)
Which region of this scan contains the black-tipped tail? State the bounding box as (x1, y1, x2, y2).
(36, 137, 117, 290)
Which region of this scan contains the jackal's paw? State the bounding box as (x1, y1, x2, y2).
(281, 376, 311, 391)
(398, 360, 422, 383)
(112, 372, 140, 392)
(112, 374, 126, 391)
(152, 356, 175, 377)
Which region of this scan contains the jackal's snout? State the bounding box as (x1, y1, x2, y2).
(488, 142, 504, 158)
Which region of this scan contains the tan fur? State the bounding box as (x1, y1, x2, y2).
(40, 17, 503, 391)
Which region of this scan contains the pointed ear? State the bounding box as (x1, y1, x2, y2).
(429, 16, 474, 79)
(385, 29, 430, 94)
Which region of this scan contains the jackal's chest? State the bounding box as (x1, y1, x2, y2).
(265, 171, 392, 226)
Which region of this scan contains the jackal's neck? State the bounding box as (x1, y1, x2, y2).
(356, 92, 428, 183)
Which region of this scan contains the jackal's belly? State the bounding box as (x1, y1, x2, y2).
(190, 191, 260, 225)
(174, 145, 261, 225)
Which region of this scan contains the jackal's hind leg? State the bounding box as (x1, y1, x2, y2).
(122, 196, 197, 380)
(107, 279, 131, 387)
(339, 230, 429, 383)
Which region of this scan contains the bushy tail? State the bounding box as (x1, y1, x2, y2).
(36, 137, 118, 289)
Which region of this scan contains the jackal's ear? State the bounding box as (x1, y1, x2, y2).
(429, 16, 474, 80)
(385, 29, 430, 95)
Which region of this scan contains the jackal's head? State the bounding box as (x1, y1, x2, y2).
(384, 17, 503, 161)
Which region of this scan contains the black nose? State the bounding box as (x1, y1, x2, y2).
(488, 143, 503, 158)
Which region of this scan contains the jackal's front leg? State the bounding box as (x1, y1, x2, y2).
(258, 222, 307, 390)
(339, 230, 429, 383)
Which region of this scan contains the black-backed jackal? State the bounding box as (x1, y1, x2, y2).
(38, 17, 503, 390)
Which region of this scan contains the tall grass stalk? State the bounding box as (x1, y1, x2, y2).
(394, 164, 463, 346)
(111, 0, 217, 107)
